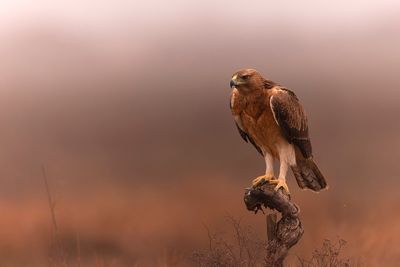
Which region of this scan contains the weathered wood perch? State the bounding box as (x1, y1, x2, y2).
(244, 184, 304, 267)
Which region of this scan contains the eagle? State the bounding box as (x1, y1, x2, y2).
(229, 68, 327, 193)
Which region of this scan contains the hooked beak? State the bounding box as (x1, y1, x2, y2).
(230, 74, 238, 88)
(230, 79, 236, 88)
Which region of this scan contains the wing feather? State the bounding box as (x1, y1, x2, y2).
(270, 88, 313, 158)
(234, 122, 263, 156)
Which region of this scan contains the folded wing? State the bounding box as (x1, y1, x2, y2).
(270, 88, 312, 159)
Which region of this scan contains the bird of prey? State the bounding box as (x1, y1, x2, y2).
(229, 68, 327, 193)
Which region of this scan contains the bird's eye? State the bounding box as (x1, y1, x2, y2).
(242, 75, 249, 80)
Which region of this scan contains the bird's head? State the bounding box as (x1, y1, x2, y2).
(230, 68, 265, 92)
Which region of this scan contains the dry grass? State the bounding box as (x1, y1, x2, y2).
(2, 174, 390, 266)
(192, 216, 266, 267)
(192, 217, 362, 267)
(297, 239, 352, 267)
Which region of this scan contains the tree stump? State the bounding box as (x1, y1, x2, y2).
(244, 183, 304, 267)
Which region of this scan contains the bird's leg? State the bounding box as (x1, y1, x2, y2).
(269, 159, 290, 194)
(252, 153, 275, 188)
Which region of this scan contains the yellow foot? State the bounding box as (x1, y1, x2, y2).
(268, 179, 290, 194)
(252, 174, 275, 188)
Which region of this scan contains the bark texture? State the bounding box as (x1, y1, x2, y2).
(244, 184, 304, 267)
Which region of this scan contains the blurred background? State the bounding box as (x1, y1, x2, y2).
(0, 0, 400, 266)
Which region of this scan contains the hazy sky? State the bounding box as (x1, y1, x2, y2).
(1, 1, 400, 31)
(1, 0, 399, 95)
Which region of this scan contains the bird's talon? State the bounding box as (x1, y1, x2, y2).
(252, 174, 275, 188)
(273, 179, 290, 194)
(252, 175, 266, 188)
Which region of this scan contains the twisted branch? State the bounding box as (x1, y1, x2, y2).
(244, 184, 304, 267)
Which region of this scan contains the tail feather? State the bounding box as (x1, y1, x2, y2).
(291, 157, 327, 192)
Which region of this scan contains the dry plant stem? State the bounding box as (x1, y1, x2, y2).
(244, 183, 304, 267)
(42, 165, 67, 266)
(42, 165, 58, 233)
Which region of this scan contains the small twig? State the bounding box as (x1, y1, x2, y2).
(42, 165, 58, 233)
(226, 215, 244, 261)
(201, 222, 213, 251)
(42, 164, 67, 266)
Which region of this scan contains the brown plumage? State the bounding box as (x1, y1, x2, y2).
(229, 68, 327, 192)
